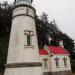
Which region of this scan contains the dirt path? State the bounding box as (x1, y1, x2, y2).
(72, 73, 75, 75)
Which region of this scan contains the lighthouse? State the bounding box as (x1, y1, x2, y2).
(4, 0, 42, 75)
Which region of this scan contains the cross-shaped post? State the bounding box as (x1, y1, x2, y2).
(43, 58, 48, 69)
(63, 57, 67, 67)
(55, 57, 59, 67)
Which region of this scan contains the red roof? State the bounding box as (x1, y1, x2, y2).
(39, 49, 48, 55)
(39, 46, 70, 55)
(48, 46, 69, 54)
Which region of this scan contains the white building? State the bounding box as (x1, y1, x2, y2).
(4, 0, 42, 75)
(39, 45, 72, 75)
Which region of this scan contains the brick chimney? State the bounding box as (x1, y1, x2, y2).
(59, 40, 64, 47)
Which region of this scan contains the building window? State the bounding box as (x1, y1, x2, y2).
(27, 35, 31, 46)
(43, 58, 48, 69)
(24, 30, 33, 47)
(54, 57, 59, 67)
(63, 57, 67, 67)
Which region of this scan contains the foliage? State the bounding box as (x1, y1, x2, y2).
(0, 1, 13, 38)
(0, 1, 13, 64)
(0, 38, 9, 64)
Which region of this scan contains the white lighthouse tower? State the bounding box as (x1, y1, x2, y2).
(4, 0, 42, 75)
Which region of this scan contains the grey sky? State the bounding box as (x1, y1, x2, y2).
(1, 0, 75, 41)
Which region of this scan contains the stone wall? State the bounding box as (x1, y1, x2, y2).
(43, 70, 72, 75)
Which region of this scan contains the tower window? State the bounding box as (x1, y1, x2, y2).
(27, 35, 31, 46)
(24, 30, 34, 47)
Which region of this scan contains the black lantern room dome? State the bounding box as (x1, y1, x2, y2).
(15, 0, 33, 5)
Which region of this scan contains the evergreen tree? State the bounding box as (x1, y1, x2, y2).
(0, 1, 13, 64)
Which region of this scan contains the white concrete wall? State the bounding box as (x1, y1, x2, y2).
(40, 54, 71, 73)
(51, 55, 71, 72)
(43, 45, 71, 72)
(40, 55, 52, 72)
(4, 67, 42, 75)
(13, 7, 35, 18)
(6, 6, 40, 63)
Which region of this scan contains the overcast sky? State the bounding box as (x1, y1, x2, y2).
(1, 0, 75, 41)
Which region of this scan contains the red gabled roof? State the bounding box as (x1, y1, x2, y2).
(39, 46, 70, 55)
(39, 49, 48, 55)
(48, 46, 70, 55)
